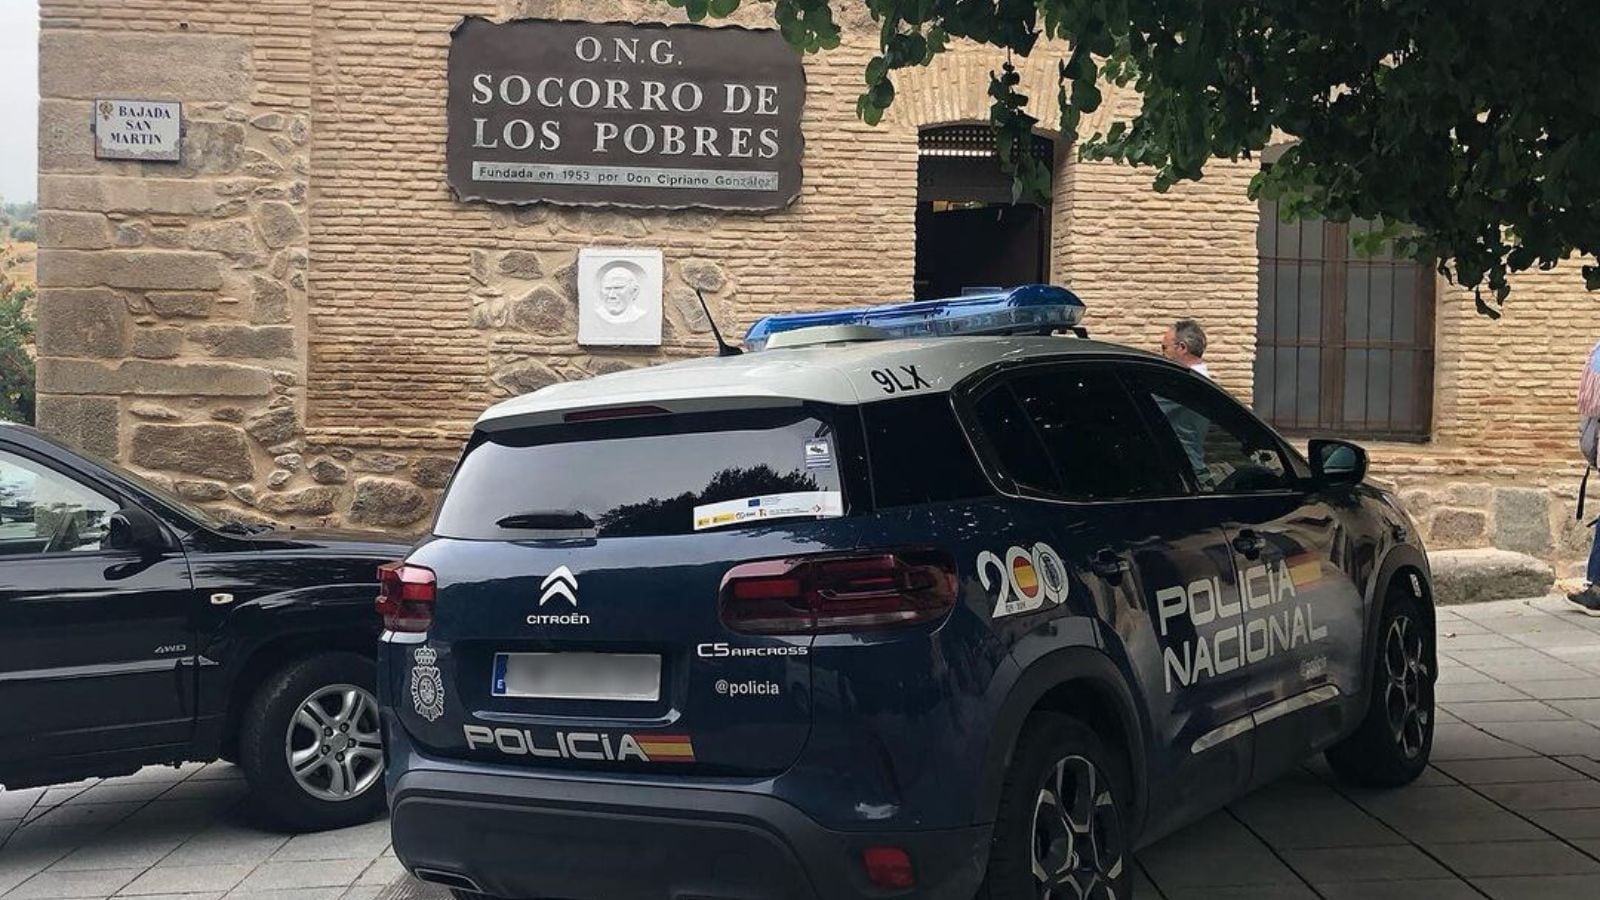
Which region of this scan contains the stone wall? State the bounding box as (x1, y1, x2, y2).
(33, 0, 1600, 566)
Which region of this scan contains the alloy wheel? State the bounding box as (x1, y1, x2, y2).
(1030, 754, 1124, 900)
(285, 683, 384, 802)
(1382, 615, 1430, 759)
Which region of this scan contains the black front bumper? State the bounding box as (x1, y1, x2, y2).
(389, 767, 990, 900)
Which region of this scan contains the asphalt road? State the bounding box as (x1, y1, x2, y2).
(3, 595, 1600, 900)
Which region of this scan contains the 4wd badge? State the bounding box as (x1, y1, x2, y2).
(410, 645, 446, 722)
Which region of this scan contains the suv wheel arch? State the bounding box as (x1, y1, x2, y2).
(211, 630, 378, 761)
(1353, 543, 1436, 730)
(979, 647, 1151, 840)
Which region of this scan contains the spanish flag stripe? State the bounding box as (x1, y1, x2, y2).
(637, 735, 696, 760)
(1287, 552, 1322, 585)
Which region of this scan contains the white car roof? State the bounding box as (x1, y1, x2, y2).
(476, 335, 1161, 430)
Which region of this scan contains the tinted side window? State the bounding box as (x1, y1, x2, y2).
(862, 395, 992, 508)
(969, 367, 1183, 500)
(970, 383, 1061, 494)
(1130, 368, 1293, 494)
(0, 451, 118, 555)
(1006, 368, 1182, 500)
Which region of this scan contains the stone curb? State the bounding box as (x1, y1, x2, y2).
(1428, 548, 1556, 605)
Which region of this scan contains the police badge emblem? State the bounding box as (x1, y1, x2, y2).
(410, 645, 445, 722)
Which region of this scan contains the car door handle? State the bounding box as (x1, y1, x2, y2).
(1089, 548, 1130, 579)
(1232, 529, 1266, 559)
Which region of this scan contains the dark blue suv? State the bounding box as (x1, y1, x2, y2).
(377, 291, 1435, 900)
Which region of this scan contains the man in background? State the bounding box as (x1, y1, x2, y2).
(1161, 319, 1211, 378)
(1157, 319, 1213, 481)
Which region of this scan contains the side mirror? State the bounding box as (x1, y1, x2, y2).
(105, 505, 170, 555)
(1309, 439, 1368, 486)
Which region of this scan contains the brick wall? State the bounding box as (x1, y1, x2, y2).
(32, 0, 1600, 571)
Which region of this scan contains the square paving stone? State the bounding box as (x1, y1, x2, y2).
(1481, 720, 1600, 756)
(1437, 756, 1595, 785)
(118, 863, 254, 895)
(162, 825, 290, 868)
(63, 782, 174, 805)
(50, 832, 189, 872)
(36, 781, 99, 806)
(1438, 682, 1531, 702)
(1229, 785, 1404, 849)
(188, 763, 245, 782)
(1160, 885, 1321, 900)
(157, 778, 249, 804)
(1425, 840, 1600, 877)
(1436, 666, 1494, 686)
(1348, 785, 1546, 843)
(1439, 621, 1492, 636)
(1411, 766, 1459, 787)
(272, 819, 391, 862)
(222, 883, 347, 890)
(23, 801, 142, 829)
(1443, 700, 1569, 723)
(0, 789, 44, 818)
(1431, 724, 1540, 761)
(354, 856, 406, 887)
(1557, 756, 1600, 779)
(1135, 812, 1304, 888)
(1277, 845, 1451, 883)
(1516, 680, 1600, 701)
(1449, 648, 1566, 668)
(234, 859, 368, 892)
(1477, 779, 1600, 812)
(1504, 629, 1600, 649)
(1439, 633, 1523, 651)
(1551, 698, 1600, 721)
(1523, 808, 1600, 839)
(1473, 662, 1597, 682)
(1474, 873, 1600, 900)
(1315, 878, 1483, 900)
(4, 866, 141, 900)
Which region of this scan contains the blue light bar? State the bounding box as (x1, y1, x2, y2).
(743, 284, 1086, 351)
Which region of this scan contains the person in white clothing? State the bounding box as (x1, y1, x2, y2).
(1158, 319, 1212, 475)
(1161, 319, 1210, 378)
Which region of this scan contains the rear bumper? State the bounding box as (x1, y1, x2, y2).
(388, 764, 990, 900)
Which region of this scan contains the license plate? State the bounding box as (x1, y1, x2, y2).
(491, 652, 661, 702)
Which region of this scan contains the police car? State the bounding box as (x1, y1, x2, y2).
(377, 286, 1435, 900)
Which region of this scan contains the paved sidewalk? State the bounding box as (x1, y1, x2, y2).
(0, 765, 401, 900)
(4, 595, 1600, 899)
(1132, 594, 1600, 899)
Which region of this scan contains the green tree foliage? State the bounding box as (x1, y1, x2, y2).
(667, 0, 1600, 315)
(0, 244, 35, 424)
(0, 200, 38, 241)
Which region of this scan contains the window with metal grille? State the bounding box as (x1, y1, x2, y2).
(1253, 202, 1436, 441)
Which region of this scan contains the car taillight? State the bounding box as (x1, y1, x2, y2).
(862, 846, 915, 889)
(719, 550, 957, 635)
(377, 562, 436, 633)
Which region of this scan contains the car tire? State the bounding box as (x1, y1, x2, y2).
(977, 713, 1132, 900)
(1325, 585, 1434, 787)
(238, 651, 386, 832)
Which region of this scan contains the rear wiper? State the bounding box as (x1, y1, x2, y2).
(494, 509, 597, 531)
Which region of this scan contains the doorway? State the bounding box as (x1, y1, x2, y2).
(914, 124, 1055, 299)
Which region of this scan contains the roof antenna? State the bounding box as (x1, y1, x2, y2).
(695, 288, 742, 357)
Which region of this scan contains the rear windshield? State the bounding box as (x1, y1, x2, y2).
(434, 406, 852, 539)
